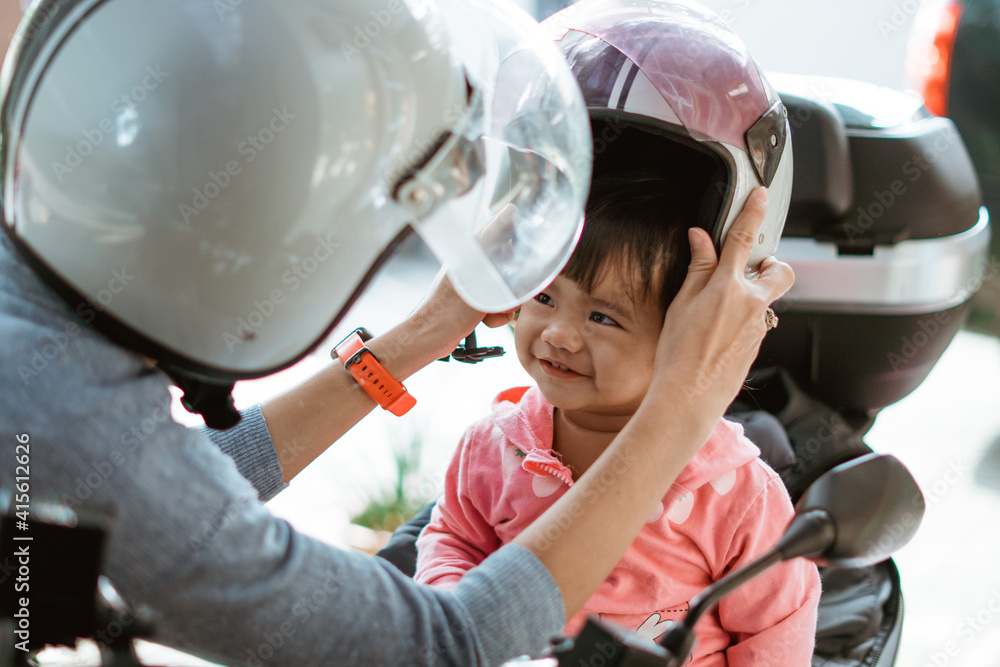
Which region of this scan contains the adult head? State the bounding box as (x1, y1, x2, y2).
(544, 0, 793, 272)
(0, 0, 592, 425)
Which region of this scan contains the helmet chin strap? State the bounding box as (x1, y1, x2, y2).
(160, 366, 241, 430)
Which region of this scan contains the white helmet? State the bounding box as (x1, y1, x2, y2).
(1, 0, 591, 424)
(544, 0, 792, 270)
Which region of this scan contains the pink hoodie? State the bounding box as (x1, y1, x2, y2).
(415, 387, 821, 666)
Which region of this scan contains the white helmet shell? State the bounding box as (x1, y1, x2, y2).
(1, 0, 591, 381)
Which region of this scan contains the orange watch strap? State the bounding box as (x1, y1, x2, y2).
(334, 328, 416, 416)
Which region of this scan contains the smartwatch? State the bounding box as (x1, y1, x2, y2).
(333, 328, 416, 416)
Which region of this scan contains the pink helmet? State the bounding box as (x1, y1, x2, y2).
(544, 0, 793, 271)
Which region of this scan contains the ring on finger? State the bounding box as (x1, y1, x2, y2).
(764, 307, 778, 331)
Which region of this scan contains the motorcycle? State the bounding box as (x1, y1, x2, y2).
(0, 452, 922, 667)
(0, 72, 987, 666)
(499, 452, 924, 667)
(380, 72, 989, 667)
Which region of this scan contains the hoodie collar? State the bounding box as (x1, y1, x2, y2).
(491, 386, 760, 491)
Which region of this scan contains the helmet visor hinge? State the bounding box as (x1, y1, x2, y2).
(392, 84, 487, 220)
(394, 132, 486, 219)
(745, 101, 788, 187)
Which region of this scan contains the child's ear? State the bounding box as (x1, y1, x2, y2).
(508, 308, 519, 326)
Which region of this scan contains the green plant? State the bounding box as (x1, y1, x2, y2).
(350, 429, 432, 534)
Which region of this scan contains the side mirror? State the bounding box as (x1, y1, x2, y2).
(660, 452, 924, 662)
(515, 453, 927, 667)
(783, 452, 925, 568)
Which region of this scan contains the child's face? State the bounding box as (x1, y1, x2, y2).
(514, 265, 664, 424)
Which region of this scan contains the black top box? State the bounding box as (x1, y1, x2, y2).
(756, 74, 990, 419)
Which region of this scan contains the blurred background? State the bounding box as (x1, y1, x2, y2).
(5, 1, 999, 665)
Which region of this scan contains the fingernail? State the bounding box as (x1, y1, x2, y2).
(754, 187, 768, 205)
(688, 228, 703, 249)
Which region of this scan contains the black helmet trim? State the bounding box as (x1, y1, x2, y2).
(614, 62, 641, 112)
(1, 218, 416, 383)
(2, 213, 415, 431)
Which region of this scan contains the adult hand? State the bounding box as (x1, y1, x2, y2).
(263, 270, 517, 481)
(652, 187, 794, 439)
(407, 270, 517, 362)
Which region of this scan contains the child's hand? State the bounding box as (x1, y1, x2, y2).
(652, 187, 794, 437)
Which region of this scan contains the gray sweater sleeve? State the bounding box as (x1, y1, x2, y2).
(197, 405, 287, 502)
(1, 236, 565, 666)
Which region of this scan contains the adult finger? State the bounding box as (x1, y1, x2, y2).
(482, 309, 517, 328)
(753, 255, 796, 303)
(717, 187, 769, 277)
(672, 227, 719, 302)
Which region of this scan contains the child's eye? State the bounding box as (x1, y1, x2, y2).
(589, 312, 619, 326)
(534, 293, 554, 306)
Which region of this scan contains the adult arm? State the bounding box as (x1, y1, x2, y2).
(0, 234, 562, 666)
(260, 273, 502, 483)
(198, 406, 286, 502)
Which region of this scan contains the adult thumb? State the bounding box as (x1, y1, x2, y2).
(678, 227, 718, 297)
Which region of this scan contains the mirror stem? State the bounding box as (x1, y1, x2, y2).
(774, 509, 836, 560)
(658, 509, 835, 660)
(658, 548, 782, 657)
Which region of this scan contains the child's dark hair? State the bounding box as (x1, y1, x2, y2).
(562, 171, 703, 315)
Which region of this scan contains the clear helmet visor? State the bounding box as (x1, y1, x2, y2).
(396, 0, 591, 313)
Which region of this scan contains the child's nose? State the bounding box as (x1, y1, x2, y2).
(540, 318, 583, 353)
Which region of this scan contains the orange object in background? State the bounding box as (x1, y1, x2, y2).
(906, 0, 965, 116)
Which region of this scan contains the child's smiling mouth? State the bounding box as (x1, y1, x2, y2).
(540, 358, 585, 379)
